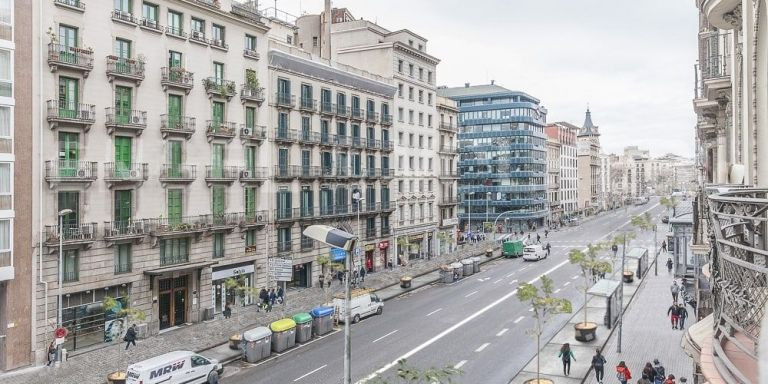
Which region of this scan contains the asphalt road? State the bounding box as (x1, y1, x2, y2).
(223, 201, 667, 384)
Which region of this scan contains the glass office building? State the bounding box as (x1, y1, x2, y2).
(439, 84, 548, 235)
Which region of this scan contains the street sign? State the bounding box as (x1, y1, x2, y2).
(331, 248, 346, 262)
(268, 257, 292, 282)
(355, 247, 361, 257)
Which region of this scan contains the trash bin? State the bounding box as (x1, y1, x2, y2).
(461, 259, 474, 276)
(486, 248, 494, 257)
(292, 313, 313, 343)
(439, 265, 453, 283)
(310, 306, 335, 336)
(471, 256, 482, 273)
(241, 326, 272, 363)
(270, 318, 297, 353)
(451, 262, 463, 280)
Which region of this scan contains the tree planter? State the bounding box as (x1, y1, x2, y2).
(524, 379, 554, 384)
(486, 248, 494, 257)
(400, 276, 412, 288)
(107, 371, 127, 384)
(622, 271, 634, 283)
(229, 334, 242, 350)
(574, 321, 598, 342)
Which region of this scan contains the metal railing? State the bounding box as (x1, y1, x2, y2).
(160, 114, 195, 135)
(103, 220, 145, 239)
(205, 166, 239, 180)
(161, 67, 194, 88)
(44, 160, 98, 182)
(336, 105, 350, 117)
(239, 210, 268, 226)
(241, 85, 264, 102)
(54, 0, 85, 10)
(274, 128, 298, 142)
(206, 121, 238, 138)
(380, 140, 394, 151)
(203, 78, 236, 97)
(104, 162, 149, 182)
(106, 56, 145, 79)
(301, 98, 317, 111)
(145, 216, 207, 235)
(351, 107, 364, 120)
(44, 223, 97, 244)
(46, 100, 96, 123)
(111, 9, 137, 23)
(366, 111, 379, 123)
(159, 164, 196, 181)
(320, 101, 334, 115)
(105, 108, 147, 127)
(204, 212, 240, 227)
(381, 114, 393, 125)
(47, 43, 93, 70)
(239, 167, 268, 181)
(275, 92, 295, 108)
(439, 122, 458, 132)
(140, 18, 161, 31)
(241, 125, 266, 141)
(165, 26, 188, 39)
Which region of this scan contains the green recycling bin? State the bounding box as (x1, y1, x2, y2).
(292, 313, 313, 343)
(270, 318, 297, 353)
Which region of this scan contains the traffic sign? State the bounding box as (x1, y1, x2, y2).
(268, 257, 292, 282)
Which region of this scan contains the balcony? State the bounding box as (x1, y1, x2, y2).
(336, 135, 351, 148)
(365, 227, 377, 239)
(439, 122, 458, 133)
(160, 114, 195, 139)
(700, 0, 741, 30)
(351, 108, 364, 121)
(240, 85, 265, 104)
(274, 128, 298, 143)
(111, 9, 138, 26)
(159, 164, 196, 184)
(106, 56, 145, 84)
(275, 92, 295, 109)
(336, 105, 350, 119)
(366, 138, 380, 151)
(206, 121, 237, 141)
(139, 18, 163, 33)
(231, 1, 261, 22)
(44, 223, 97, 248)
(274, 165, 299, 179)
(381, 226, 391, 236)
(239, 210, 268, 228)
(239, 167, 268, 183)
(439, 170, 460, 179)
(439, 197, 458, 205)
(300, 206, 316, 219)
(319, 101, 334, 116)
(205, 166, 239, 184)
(243, 48, 260, 60)
(204, 212, 240, 229)
(439, 145, 457, 154)
(381, 168, 394, 179)
(277, 240, 292, 254)
(274, 208, 296, 222)
(241, 125, 266, 143)
(351, 137, 364, 149)
(161, 67, 194, 93)
(165, 26, 188, 40)
(299, 130, 320, 145)
(190, 30, 209, 45)
(381, 114, 393, 126)
(298, 166, 321, 179)
(705, 189, 767, 384)
(380, 140, 394, 152)
(44, 160, 97, 186)
(104, 162, 149, 187)
(366, 111, 379, 124)
(54, 0, 86, 12)
(105, 108, 147, 135)
(203, 78, 236, 99)
(46, 100, 95, 130)
(103, 220, 146, 243)
(47, 43, 93, 76)
(145, 216, 207, 238)
(300, 98, 317, 113)
(319, 133, 336, 147)
(210, 38, 228, 51)
(363, 168, 380, 179)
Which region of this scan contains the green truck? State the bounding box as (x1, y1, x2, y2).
(502, 240, 524, 258)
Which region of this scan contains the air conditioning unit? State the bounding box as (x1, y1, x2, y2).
(129, 170, 139, 178)
(76, 168, 87, 178)
(213, 39, 223, 46)
(192, 31, 204, 39)
(132, 116, 141, 124)
(242, 127, 251, 136)
(80, 110, 91, 119)
(241, 170, 251, 178)
(256, 214, 264, 222)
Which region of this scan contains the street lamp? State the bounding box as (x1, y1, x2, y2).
(616, 230, 629, 354)
(653, 224, 658, 276)
(302, 225, 357, 384)
(485, 192, 491, 234)
(57, 208, 73, 363)
(352, 189, 364, 269)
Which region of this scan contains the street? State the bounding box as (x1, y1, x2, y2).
(222, 202, 666, 384)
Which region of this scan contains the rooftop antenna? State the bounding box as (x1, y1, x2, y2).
(274, 0, 277, 17)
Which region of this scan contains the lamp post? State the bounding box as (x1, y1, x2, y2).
(57, 208, 73, 363)
(617, 231, 627, 354)
(485, 191, 491, 234)
(303, 225, 357, 384)
(653, 224, 658, 276)
(352, 189, 364, 270)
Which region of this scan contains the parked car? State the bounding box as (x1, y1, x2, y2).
(126, 351, 223, 384)
(522, 244, 547, 261)
(333, 288, 383, 323)
(661, 215, 669, 223)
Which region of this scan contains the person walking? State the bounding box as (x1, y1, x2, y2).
(123, 324, 137, 350)
(545, 242, 551, 257)
(259, 287, 268, 311)
(269, 288, 277, 306)
(666, 257, 673, 273)
(637, 375, 652, 384)
(544, 229, 549, 238)
(318, 274, 325, 289)
(360, 266, 366, 283)
(663, 374, 676, 384)
(558, 343, 575, 376)
(616, 361, 632, 384)
(652, 359, 666, 384)
(223, 303, 232, 319)
(591, 348, 606, 383)
(536, 233, 541, 244)
(670, 281, 680, 303)
(642, 363, 656, 382)
(668, 303, 680, 329)
(661, 240, 667, 253)
(277, 285, 285, 305)
(677, 303, 689, 329)
(46, 341, 56, 366)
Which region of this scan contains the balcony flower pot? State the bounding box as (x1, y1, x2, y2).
(400, 276, 412, 289)
(622, 271, 634, 283)
(228, 334, 242, 350)
(107, 370, 127, 384)
(573, 321, 598, 342)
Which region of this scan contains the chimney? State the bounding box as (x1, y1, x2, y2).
(464, 83, 470, 88)
(321, 0, 332, 59)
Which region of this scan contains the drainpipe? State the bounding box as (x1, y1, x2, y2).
(36, 0, 49, 363)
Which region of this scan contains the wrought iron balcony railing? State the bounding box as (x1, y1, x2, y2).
(161, 67, 194, 91)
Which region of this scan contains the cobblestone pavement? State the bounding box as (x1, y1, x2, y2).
(583, 251, 694, 384)
(0, 241, 496, 384)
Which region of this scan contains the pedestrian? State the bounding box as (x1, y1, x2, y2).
(637, 375, 651, 384)
(259, 287, 268, 310)
(360, 266, 366, 283)
(661, 240, 667, 253)
(663, 374, 676, 384)
(558, 343, 575, 376)
(616, 361, 632, 384)
(338, 270, 344, 285)
(327, 278, 332, 288)
(666, 257, 673, 273)
(591, 348, 606, 383)
(319, 274, 325, 288)
(652, 359, 666, 384)
(123, 324, 137, 350)
(668, 302, 680, 329)
(46, 341, 56, 366)
(536, 233, 541, 243)
(670, 281, 680, 303)
(546, 242, 551, 256)
(642, 363, 655, 382)
(269, 288, 277, 306)
(277, 285, 285, 305)
(677, 303, 689, 329)
(544, 229, 549, 238)
(223, 303, 232, 319)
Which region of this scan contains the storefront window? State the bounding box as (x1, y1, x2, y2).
(61, 285, 130, 352)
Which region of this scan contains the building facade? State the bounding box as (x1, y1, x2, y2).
(436, 96, 458, 254)
(546, 135, 562, 223)
(546, 122, 579, 216)
(576, 109, 602, 213)
(439, 83, 548, 234)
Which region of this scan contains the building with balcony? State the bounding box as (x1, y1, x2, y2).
(545, 122, 579, 216)
(576, 108, 603, 214)
(31, 0, 271, 361)
(436, 96, 458, 254)
(546, 135, 562, 223)
(439, 82, 548, 234)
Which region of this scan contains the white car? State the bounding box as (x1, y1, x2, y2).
(126, 351, 223, 384)
(333, 288, 384, 323)
(522, 245, 547, 261)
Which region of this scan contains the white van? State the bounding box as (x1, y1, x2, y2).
(333, 288, 384, 323)
(125, 351, 223, 384)
(522, 245, 547, 261)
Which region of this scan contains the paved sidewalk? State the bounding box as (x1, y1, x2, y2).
(0, 241, 498, 384)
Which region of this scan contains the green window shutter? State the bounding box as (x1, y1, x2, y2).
(115, 86, 132, 123)
(58, 191, 79, 226)
(58, 132, 79, 177)
(245, 146, 255, 172)
(114, 190, 132, 223)
(168, 94, 182, 127)
(212, 102, 224, 126)
(58, 77, 78, 119)
(245, 187, 256, 216)
(114, 136, 132, 176)
(212, 186, 226, 215)
(167, 189, 182, 224)
(212, 144, 224, 177)
(245, 107, 255, 129)
(167, 141, 182, 177)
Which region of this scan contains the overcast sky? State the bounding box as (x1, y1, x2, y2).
(270, 0, 698, 157)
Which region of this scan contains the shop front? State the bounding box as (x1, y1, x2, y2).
(378, 241, 390, 269)
(144, 260, 216, 332)
(60, 284, 131, 352)
(211, 262, 255, 314)
(289, 262, 312, 288)
(408, 234, 424, 260)
(364, 244, 376, 272)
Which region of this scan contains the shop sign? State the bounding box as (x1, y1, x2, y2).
(365, 244, 375, 252)
(212, 264, 255, 280)
(268, 257, 292, 281)
(442, 218, 458, 226)
(330, 248, 347, 262)
(378, 241, 389, 249)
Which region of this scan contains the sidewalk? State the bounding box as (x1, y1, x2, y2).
(0, 241, 498, 384)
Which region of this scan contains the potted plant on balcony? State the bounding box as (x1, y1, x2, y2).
(246, 69, 260, 90)
(568, 243, 612, 342)
(517, 275, 572, 384)
(103, 296, 147, 384)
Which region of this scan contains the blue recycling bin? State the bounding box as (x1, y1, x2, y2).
(310, 306, 335, 336)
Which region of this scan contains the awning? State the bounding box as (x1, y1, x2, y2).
(681, 314, 714, 360)
(143, 260, 219, 275)
(587, 279, 621, 297)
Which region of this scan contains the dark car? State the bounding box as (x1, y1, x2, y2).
(661, 215, 669, 223)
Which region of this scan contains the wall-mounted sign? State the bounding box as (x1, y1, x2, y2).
(268, 258, 292, 282)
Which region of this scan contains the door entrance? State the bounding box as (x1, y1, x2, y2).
(158, 276, 188, 330)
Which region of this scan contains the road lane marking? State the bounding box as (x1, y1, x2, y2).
(475, 343, 490, 352)
(528, 308, 533, 312)
(425, 308, 442, 317)
(358, 258, 577, 382)
(493, 279, 502, 284)
(514, 316, 524, 323)
(454, 360, 467, 369)
(563, 282, 570, 287)
(506, 272, 515, 277)
(509, 279, 519, 285)
(496, 328, 508, 336)
(465, 290, 478, 298)
(372, 330, 399, 343)
(572, 275, 579, 280)
(293, 364, 327, 382)
(554, 288, 561, 294)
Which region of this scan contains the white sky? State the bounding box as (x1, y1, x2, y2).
(269, 0, 698, 157)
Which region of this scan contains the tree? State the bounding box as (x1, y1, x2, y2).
(103, 296, 147, 381)
(224, 276, 260, 307)
(369, 359, 462, 384)
(396, 235, 411, 262)
(659, 196, 678, 212)
(436, 231, 454, 255)
(517, 275, 572, 384)
(568, 244, 612, 329)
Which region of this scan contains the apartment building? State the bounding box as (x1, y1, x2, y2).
(436, 96, 458, 254)
(33, 0, 272, 360)
(545, 122, 578, 216)
(546, 135, 561, 223)
(296, 8, 443, 262)
(576, 108, 602, 213)
(439, 83, 549, 233)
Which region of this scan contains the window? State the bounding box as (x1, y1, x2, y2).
(167, 11, 183, 34)
(418, 157, 423, 170)
(301, 225, 313, 249)
(398, 180, 404, 193)
(408, 87, 414, 101)
(0, 219, 8, 264)
(397, 60, 403, 73)
(167, 189, 183, 223)
(115, 0, 131, 12)
(58, 24, 78, 48)
(160, 238, 190, 265)
(245, 229, 257, 247)
(409, 180, 414, 192)
(211, 24, 225, 44)
(399, 205, 404, 221)
(277, 227, 291, 252)
(408, 110, 414, 124)
(408, 64, 414, 76)
(244, 34, 257, 51)
(428, 71, 433, 83)
(428, 114, 433, 127)
(418, 113, 424, 126)
(244, 186, 257, 217)
(300, 185, 313, 217)
(428, 158, 433, 171)
(408, 39, 413, 46)
(398, 132, 404, 145)
(427, 180, 433, 192)
(0, 0, 11, 40)
(58, 191, 79, 226)
(427, 137, 433, 149)
(114, 38, 131, 60)
(63, 249, 79, 282)
(213, 62, 224, 82)
(115, 243, 131, 274)
(191, 17, 205, 35)
(428, 203, 434, 218)
(418, 135, 423, 148)
(408, 156, 414, 170)
(418, 90, 423, 103)
(0, 106, 9, 145)
(397, 84, 403, 98)
(398, 108, 404, 122)
(418, 44, 423, 51)
(213, 233, 224, 258)
(409, 134, 414, 147)
(142, 2, 158, 22)
(0, 162, 8, 208)
(419, 180, 424, 192)
(312, 36, 318, 47)
(397, 155, 403, 169)
(418, 67, 423, 80)
(427, 93, 432, 105)
(212, 185, 226, 215)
